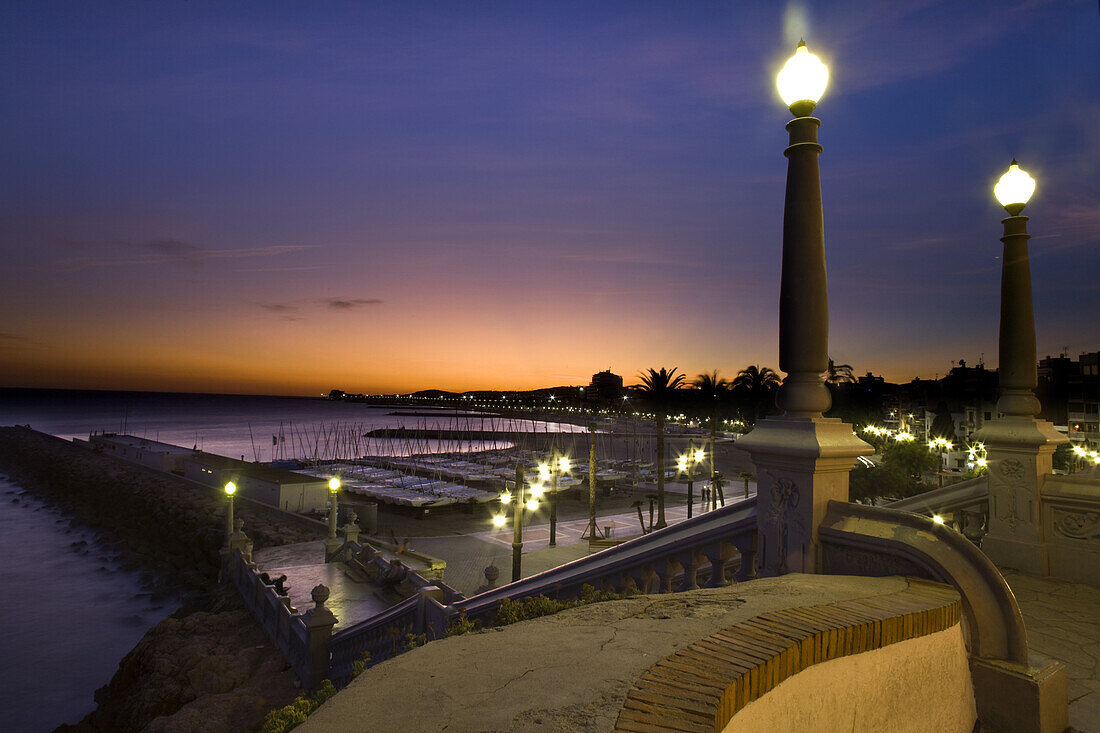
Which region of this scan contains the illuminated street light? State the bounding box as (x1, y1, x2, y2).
(495, 463, 540, 582)
(776, 40, 829, 117)
(546, 446, 572, 547)
(324, 477, 341, 556)
(994, 160, 1036, 216)
(224, 481, 237, 541)
(677, 439, 706, 518)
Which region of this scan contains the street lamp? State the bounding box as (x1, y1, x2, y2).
(990, 160, 1042, 419)
(223, 481, 237, 541)
(541, 450, 571, 547)
(774, 40, 832, 417)
(324, 477, 341, 555)
(491, 463, 541, 582)
(677, 439, 706, 518)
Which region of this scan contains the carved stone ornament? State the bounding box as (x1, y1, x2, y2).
(1051, 509, 1100, 541)
(764, 478, 804, 574)
(1000, 459, 1025, 480)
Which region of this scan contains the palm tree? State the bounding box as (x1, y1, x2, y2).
(694, 370, 728, 510)
(825, 357, 855, 386)
(632, 367, 686, 528)
(733, 365, 780, 426)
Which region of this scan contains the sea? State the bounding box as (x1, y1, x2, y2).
(0, 388, 583, 731)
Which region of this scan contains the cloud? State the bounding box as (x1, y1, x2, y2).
(258, 303, 298, 313)
(324, 298, 384, 310)
(54, 239, 316, 271)
(0, 332, 47, 349)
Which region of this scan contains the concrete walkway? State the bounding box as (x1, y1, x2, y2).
(1003, 570, 1100, 731)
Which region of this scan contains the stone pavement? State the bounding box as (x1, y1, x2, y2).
(1003, 570, 1100, 732)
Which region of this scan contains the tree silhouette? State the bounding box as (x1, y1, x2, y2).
(825, 357, 855, 385)
(632, 367, 686, 528)
(733, 365, 780, 425)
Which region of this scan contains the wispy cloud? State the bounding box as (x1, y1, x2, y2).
(54, 239, 316, 271)
(0, 332, 48, 349)
(323, 298, 383, 310)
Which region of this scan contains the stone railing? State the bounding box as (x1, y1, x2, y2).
(223, 547, 336, 689)
(887, 475, 989, 544)
(1040, 472, 1100, 586)
(327, 496, 758, 686)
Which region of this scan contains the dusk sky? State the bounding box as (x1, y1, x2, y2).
(1, 1, 1098, 396)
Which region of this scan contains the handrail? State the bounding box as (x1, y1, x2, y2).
(454, 495, 758, 619)
(819, 499, 1027, 663)
(886, 475, 988, 514)
(326, 496, 758, 684)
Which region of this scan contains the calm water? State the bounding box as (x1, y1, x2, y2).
(0, 389, 584, 731)
(0, 388, 583, 461)
(0, 476, 174, 732)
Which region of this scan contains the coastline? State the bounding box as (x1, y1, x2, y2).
(0, 427, 326, 732)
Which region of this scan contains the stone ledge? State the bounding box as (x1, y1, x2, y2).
(614, 578, 961, 732)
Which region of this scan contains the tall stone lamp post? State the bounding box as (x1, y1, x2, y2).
(324, 477, 342, 557)
(736, 41, 873, 576)
(973, 161, 1067, 575)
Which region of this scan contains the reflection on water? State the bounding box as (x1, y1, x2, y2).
(0, 477, 175, 732)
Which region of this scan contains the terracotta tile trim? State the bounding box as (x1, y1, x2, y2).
(613, 577, 962, 733)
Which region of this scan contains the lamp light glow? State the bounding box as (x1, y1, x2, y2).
(694, 449, 705, 463)
(492, 514, 507, 528)
(994, 160, 1036, 215)
(538, 463, 551, 481)
(328, 477, 340, 492)
(776, 40, 828, 115)
(530, 483, 545, 498)
(500, 491, 512, 505)
(932, 514, 945, 525)
(224, 481, 236, 496)
(526, 498, 539, 511)
(558, 456, 571, 473)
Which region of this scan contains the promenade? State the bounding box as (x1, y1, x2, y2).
(252, 493, 752, 627)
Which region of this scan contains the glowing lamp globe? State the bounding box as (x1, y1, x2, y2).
(328, 477, 341, 492)
(558, 456, 571, 473)
(694, 449, 705, 463)
(500, 491, 512, 505)
(777, 40, 829, 116)
(994, 160, 1036, 215)
(525, 498, 539, 511)
(224, 481, 236, 496)
(492, 514, 507, 528)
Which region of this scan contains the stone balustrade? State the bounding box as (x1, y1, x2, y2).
(327, 496, 759, 685)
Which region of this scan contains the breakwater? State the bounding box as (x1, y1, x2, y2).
(0, 427, 326, 732)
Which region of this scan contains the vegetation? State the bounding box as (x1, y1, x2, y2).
(732, 365, 780, 426)
(632, 367, 686, 528)
(256, 680, 337, 733)
(849, 441, 937, 504)
(825, 357, 855, 386)
(495, 585, 635, 626)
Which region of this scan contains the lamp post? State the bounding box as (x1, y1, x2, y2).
(493, 462, 540, 582)
(224, 481, 237, 542)
(541, 449, 571, 547)
(324, 477, 341, 556)
(973, 160, 1067, 575)
(736, 40, 873, 576)
(677, 440, 705, 518)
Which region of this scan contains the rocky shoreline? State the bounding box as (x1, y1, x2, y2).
(0, 427, 327, 732)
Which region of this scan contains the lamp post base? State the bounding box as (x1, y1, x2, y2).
(736, 416, 872, 576)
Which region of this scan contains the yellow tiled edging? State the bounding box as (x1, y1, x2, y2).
(613, 577, 961, 733)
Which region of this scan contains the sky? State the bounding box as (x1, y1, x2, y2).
(1, 1, 1098, 396)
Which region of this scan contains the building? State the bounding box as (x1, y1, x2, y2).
(587, 369, 624, 400)
(1068, 351, 1100, 449)
(88, 433, 195, 474)
(183, 452, 332, 513)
